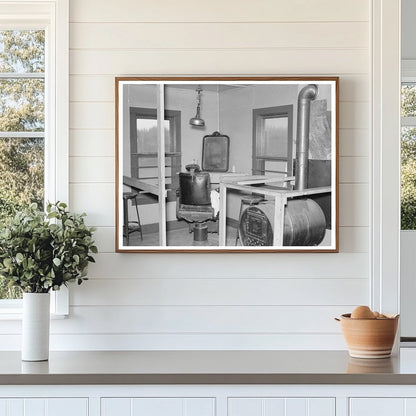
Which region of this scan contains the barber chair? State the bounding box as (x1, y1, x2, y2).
(176, 166, 217, 242)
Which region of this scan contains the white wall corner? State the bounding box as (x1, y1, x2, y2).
(371, 0, 401, 315)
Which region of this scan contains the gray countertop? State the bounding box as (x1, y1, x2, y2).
(2, 349, 416, 385)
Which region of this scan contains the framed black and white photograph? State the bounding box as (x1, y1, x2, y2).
(115, 77, 339, 252)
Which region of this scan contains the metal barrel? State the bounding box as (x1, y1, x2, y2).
(239, 198, 326, 246)
(283, 198, 326, 246)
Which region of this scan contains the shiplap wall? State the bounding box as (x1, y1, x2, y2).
(49, 0, 371, 350)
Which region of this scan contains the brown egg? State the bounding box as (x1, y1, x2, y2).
(373, 311, 380, 318)
(351, 305, 376, 319)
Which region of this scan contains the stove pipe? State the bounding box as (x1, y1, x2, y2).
(294, 84, 318, 191)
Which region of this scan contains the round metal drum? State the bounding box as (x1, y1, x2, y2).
(239, 205, 274, 246)
(239, 198, 326, 247)
(283, 198, 326, 246)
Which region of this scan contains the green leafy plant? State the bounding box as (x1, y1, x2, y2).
(0, 202, 97, 293)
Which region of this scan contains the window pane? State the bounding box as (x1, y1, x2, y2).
(137, 158, 174, 181)
(138, 166, 157, 179)
(257, 117, 288, 158)
(136, 119, 171, 153)
(0, 30, 45, 73)
(402, 84, 416, 117)
(0, 31, 45, 300)
(264, 160, 287, 175)
(0, 285, 22, 300)
(0, 137, 44, 299)
(0, 137, 44, 216)
(0, 79, 44, 131)
(402, 126, 416, 230)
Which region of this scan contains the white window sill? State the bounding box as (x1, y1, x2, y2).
(0, 287, 69, 319)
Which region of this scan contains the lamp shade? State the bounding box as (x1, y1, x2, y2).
(189, 87, 205, 127)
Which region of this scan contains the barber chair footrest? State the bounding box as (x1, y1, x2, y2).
(193, 223, 208, 241)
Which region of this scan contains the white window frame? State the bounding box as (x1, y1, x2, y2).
(401, 61, 416, 127)
(400, 60, 416, 341)
(371, 0, 401, 320)
(252, 105, 294, 178)
(0, 0, 69, 317)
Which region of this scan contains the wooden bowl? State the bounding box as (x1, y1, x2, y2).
(337, 313, 399, 359)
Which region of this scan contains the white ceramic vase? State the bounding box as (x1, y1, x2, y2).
(22, 292, 50, 361)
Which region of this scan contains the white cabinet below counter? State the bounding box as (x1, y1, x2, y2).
(228, 397, 335, 416)
(0, 398, 88, 416)
(102, 397, 336, 416)
(3, 386, 416, 416)
(101, 397, 215, 416)
(350, 398, 416, 416)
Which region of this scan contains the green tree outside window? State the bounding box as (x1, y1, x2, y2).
(0, 30, 45, 298)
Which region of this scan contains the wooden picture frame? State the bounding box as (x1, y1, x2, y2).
(115, 77, 339, 253)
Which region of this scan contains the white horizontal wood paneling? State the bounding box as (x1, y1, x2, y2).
(69, 157, 114, 183)
(86, 253, 369, 279)
(70, 22, 368, 50)
(90, 227, 115, 253)
(70, 76, 114, 102)
(339, 129, 369, 157)
(69, 0, 369, 23)
(91, 226, 368, 254)
(70, 103, 113, 129)
(70, 74, 369, 102)
(70, 49, 369, 76)
(69, 75, 115, 102)
(339, 102, 369, 129)
(70, 278, 368, 306)
(339, 76, 369, 102)
(47, 305, 353, 334)
(339, 227, 369, 253)
(49, 0, 375, 351)
(69, 130, 114, 157)
(0, 2, 52, 18)
(69, 183, 114, 226)
(339, 157, 369, 183)
(0, 333, 347, 351)
(339, 184, 370, 227)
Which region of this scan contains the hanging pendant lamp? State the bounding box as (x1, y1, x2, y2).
(189, 87, 205, 127)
